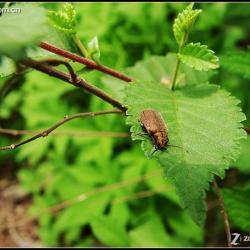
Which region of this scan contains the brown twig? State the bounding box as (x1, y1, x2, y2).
(0, 128, 129, 138)
(212, 180, 232, 248)
(49, 170, 162, 214)
(21, 58, 127, 113)
(38, 58, 78, 83)
(112, 186, 166, 205)
(39, 42, 133, 82)
(0, 110, 122, 150)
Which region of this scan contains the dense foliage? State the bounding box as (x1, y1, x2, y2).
(0, 2, 250, 247)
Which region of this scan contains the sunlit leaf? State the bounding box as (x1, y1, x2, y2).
(124, 80, 246, 225)
(178, 43, 219, 71)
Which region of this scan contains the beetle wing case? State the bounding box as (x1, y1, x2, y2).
(139, 109, 168, 150)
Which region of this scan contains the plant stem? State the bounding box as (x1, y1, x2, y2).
(39, 42, 133, 82)
(0, 110, 122, 150)
(21, 58, 127, 112)
(212, 180, 232, 248)
(72, 34, 89, 58)
(171, 31, 189, 91)
(171, 58, 181, 91)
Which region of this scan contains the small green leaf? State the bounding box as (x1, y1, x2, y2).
(173, 3, 202, 46)
(44, 25, 80, 54)
(87, 36, 101, 63)
(124, 81, 246, 225)
(0, 4, 48, 60)
(47, 3, 76, 34)
(63, 3, 76, 24)
(178, 43, 219, 71)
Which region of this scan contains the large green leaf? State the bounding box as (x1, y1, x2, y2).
(178, 43, 219, 71)
(0, 4, 48, 60)
(101, 53, 212, 102)
(124, 81, 246, 225)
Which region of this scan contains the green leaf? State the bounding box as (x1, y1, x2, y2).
(220, 50, 250, 80)
(102, 53, 212, 102)
(53, 194, 110, 234)
(178, 43, 219, 71)
(90, 215, 130, 247)
(0, 4, 48, 60)
(48, 3, 76, 34)
(124, 81, 246, 225)
(43, 25, 80, 54)
(87, 36, 101, 63)
(173, 3, 202, 46)
(110, 203, 130, 228)
(222, 185, 250, 233)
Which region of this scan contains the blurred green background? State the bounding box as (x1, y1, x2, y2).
(0, 2, 250, 247)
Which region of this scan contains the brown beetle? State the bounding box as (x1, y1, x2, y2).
(139, 109, 168, 150)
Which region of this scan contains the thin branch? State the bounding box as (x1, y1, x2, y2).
(39, 42, 133, 82)
(212, 180, 232, 248)
(112, 186, 166, 205)
(21, 58, 127, 113)
(49, 169, 162, 214)
(0, 110, 122, 150)
(0, 128, 129, 138)
(38, 58, 78, 83)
